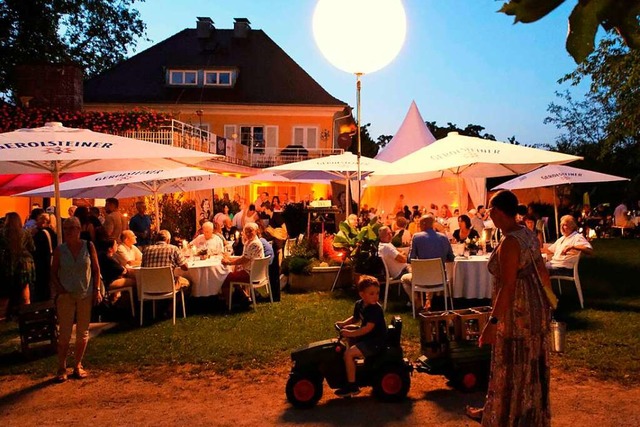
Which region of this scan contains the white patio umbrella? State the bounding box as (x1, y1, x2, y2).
(18, 167, 246, 230)
(492, 164, 629, 238)
(266, 152, 389, 215)
(371, 132, 582, 208)
(0, 122, 216, 242)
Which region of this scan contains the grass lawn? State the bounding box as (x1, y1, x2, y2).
(1, 238, 639, 385)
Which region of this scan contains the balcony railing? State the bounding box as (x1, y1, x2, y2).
(122, 119, 343, 168)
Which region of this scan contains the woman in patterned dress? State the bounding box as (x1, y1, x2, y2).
(467, 190, 553, 426)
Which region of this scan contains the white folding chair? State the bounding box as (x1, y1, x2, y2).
(229, 256, 272, 311)
(410, 258, 454, 318)
(138, 266, 186, 326)
(381, 256, 402, 311)
(549, 253, 584, 309)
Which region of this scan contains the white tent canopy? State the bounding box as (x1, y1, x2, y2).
(0, 122, 215, 242)
(492, 164, 628, 237)
(374, 100, 436, 162)
(367, 102, 483, 213)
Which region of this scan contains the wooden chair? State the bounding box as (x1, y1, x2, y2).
(410, 258, 454, 318)
(229, 256, 272, 311)
(138, 266, 186, 326)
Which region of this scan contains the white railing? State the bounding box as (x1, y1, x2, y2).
(122, 120, 343, 167)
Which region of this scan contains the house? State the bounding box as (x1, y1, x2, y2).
(83, 17, 354, 183)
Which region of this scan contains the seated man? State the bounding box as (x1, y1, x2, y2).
(378, 226, 409, 281)
(543, 215, 593, 276)
(190, 221, 224, 256)
(115, 230, 143, 268)
(220, 223, 265, 304)
(613, 202, 634, 228)
(142, 230, 189, 288)
(401, 215, 454, 310)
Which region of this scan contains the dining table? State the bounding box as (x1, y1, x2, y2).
(450, 254, 492, 299)
(176, 255, 231, 297)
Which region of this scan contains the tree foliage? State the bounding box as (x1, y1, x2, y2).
(347, 123, 380, 158)
(425, 122, 499, 142)
(545, 35, 640, 200)
(0, 0, 147, 101)
(499, 0, 640, 63)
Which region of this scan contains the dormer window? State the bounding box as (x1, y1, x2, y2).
(169, 70, 197, 85)
(204, 70, 233, 87)
(167, 68, 237, 87)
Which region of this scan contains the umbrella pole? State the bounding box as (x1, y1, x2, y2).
(153, 189, 160, 233)
(53, 162, 63, 245)
(345, 176, 350, 217)
(456, 174, 462, 211)
(356, 73, 362, 217)
(553, 186, 559, 240)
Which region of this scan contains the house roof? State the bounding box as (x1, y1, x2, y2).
(84, 25, 347, 107)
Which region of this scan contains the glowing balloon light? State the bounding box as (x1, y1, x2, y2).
(312, 0, 407, 75)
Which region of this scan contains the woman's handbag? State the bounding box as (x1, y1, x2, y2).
(529, 250, 558, 310)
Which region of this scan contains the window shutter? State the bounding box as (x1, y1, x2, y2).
(265, 126, 278, 155)
(306, 128, 318, 149)
(293, 127, 304, 146)
(224, 125, 236, 139)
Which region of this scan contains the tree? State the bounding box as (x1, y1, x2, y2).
(0, 0, 147, 101)
(425, 122, 497, 141)
(347, 123, 380, 158)
(499, 0, 640, 63)
(544, 35, 640, 200)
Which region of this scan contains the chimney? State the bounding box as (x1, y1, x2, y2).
(15, 63, 83, 111)
(233, 18, 251, 38)
(196, 17, 214, 39)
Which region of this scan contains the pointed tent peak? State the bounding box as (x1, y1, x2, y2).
(375, 101, 436, 162)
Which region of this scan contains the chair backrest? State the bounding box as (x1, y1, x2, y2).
(381, 255, 393, 281)
(249, 256, 271, 284)
(410, 258, 446, 288)
(139, 266, 175, 294)
(572, 252, 581, 278)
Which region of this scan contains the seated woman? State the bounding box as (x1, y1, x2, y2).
(452, 214, 480, 243)
(543, 215, 593, 276)
(524, 214, 544, 248)
(115, 230, 142, 268)
(98, 238, 136, 295)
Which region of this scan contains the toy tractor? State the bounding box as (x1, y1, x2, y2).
(286, 316, 412, 408)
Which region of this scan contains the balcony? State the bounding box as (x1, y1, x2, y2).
(122, 119, 343, 169)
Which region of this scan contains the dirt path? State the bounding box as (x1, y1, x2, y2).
(1, 364, 638, 427)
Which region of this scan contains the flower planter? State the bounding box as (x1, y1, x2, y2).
(289, 266, 353, 292)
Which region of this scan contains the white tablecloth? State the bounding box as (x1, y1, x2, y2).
(176, 255, 231, 297)
(451, 255, 492, 299)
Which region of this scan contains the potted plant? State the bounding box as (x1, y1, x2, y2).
(282, 235, 351, 292)
(333, 216, 384, 280)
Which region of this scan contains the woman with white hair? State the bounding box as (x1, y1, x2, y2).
(543, 215, 593, 276)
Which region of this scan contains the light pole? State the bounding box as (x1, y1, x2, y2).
(313, 0, 406, 215)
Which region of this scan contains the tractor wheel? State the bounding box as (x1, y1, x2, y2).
(286, 372, 324, 408)
(372, 364, 411, 402)
(453, 367, 487, 392)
